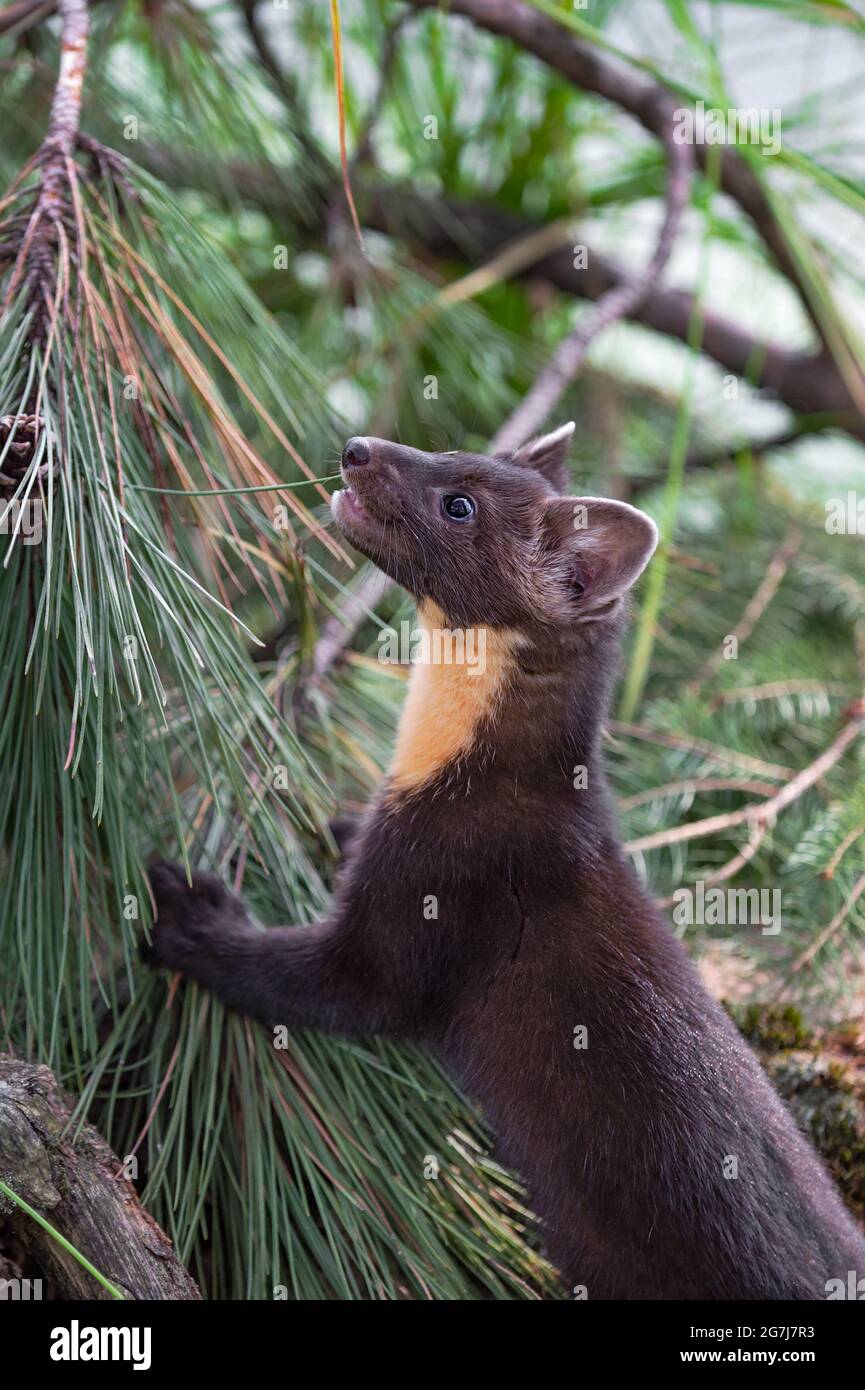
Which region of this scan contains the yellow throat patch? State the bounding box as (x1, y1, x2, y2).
(386, 601, 518, 797)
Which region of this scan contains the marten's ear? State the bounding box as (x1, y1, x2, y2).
(541, 496, 658, 608)
(509, 422, 575, 490)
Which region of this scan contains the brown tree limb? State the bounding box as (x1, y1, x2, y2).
(0, 1057, 200, 1300)
(135, 145, 863, 433)
(33, 0, 89, 217)
(0, 0, 55, 35)
(490, 92, 693, 452)
(3, 0, 90, 321)
(46, 1, 87, 144)
(359, 182, 861, 426)
(404, 0, 827, 344)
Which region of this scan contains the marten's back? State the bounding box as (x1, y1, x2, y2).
(431, 859, 865, 1298)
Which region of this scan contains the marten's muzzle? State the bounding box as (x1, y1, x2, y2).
(335, 436, 430, 525)
(331, 436, 414, 550)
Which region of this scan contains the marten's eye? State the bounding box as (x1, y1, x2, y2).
(442, 494, 475, 522)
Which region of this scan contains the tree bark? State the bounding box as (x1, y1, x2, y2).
(0, 1057, 200, 1300)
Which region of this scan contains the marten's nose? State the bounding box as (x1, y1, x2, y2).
(342, 436, 371, 469)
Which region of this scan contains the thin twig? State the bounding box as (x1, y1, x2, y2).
(686, 526, 801, 697)
(823, 820, 865, 881)
(607, 720, 793, 781)
(789, 871, 865, 975)
(653, 819, 770, 908)
(713, 679, 851, 709)
(490, 101, 691, 454)
(619, 776, 778, 812)
(704, 820, 770, 886)
(312, 568, 393, 681)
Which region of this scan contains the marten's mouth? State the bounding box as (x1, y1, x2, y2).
(331, 485, 368, 525)
(330, 484, 388, 553)
(332, 457, 406, 563)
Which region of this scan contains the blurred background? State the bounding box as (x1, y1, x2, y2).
(1, 0, 864, 1300)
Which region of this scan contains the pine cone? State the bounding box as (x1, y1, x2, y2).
(0, 414, 52, 491)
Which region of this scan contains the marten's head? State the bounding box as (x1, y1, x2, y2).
(331, 427, 657, 635)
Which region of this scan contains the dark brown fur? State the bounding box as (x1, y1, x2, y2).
(149, 429, 865, 1298)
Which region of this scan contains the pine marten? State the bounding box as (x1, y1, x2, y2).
(149, 427, 865, 1299)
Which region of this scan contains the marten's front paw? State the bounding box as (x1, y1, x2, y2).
(146, 859, 249, 973)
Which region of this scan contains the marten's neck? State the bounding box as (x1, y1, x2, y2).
(386, 602, 518, 795)
(385, 601, 617, 802)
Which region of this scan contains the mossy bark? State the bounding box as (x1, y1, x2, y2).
(0, 1057, 200, 1300)
(731, 1005, 865, 1223)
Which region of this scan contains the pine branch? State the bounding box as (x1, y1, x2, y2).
(625, 701, 864, 855)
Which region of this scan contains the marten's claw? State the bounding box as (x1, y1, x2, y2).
(145, 859, 248, 972)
